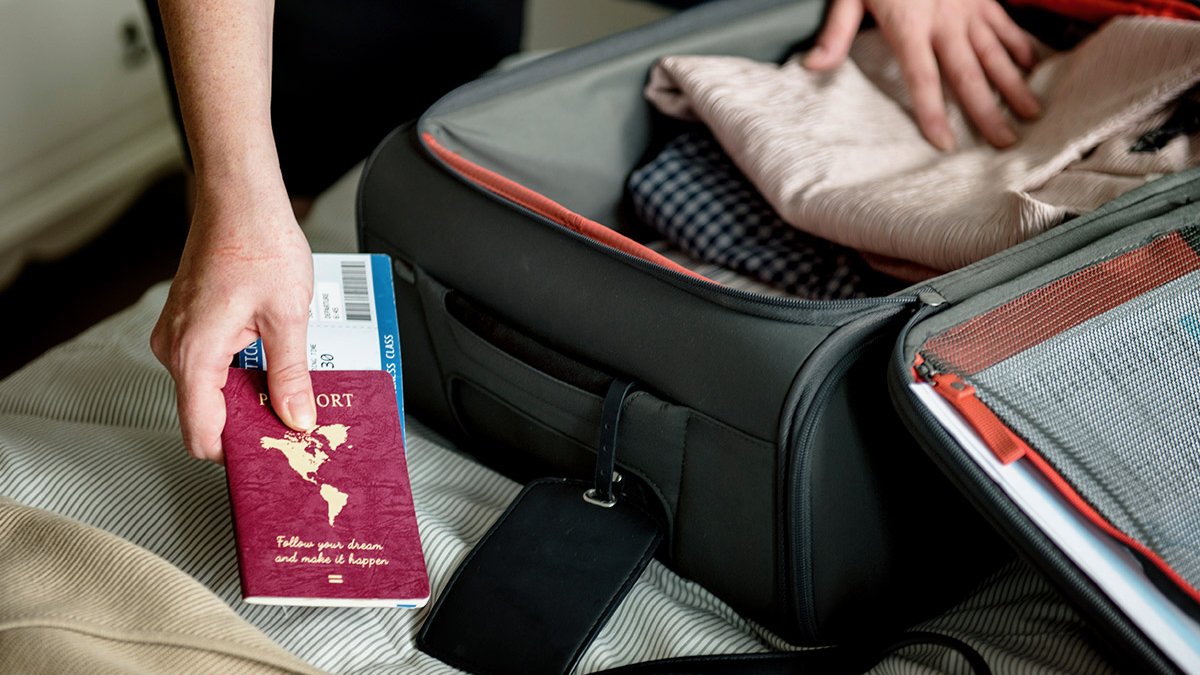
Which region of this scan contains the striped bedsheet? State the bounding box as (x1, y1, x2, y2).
(0, 167, 1115, 674)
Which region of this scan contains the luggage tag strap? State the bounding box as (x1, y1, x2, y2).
(586, 378, 637, 508)
(417, 378, 662, 675)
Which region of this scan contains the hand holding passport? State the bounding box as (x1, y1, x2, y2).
(221, 253, 428, 608)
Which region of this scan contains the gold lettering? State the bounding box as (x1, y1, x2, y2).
(348, 552, 390, 569)
(348, 538, 384, 551)
(259, 393, 269, 406)
(276, 535, 314, 549)
(308, 393, 354, 408)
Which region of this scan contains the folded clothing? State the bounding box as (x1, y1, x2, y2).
(646, 17, 1200, 278)
(629, 130, 901, 299)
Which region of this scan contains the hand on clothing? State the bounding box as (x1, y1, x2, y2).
(804, 0, 1041, 150)
(151, 185, 316, 463)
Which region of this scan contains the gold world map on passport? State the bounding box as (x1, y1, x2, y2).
(259, 424, 353, 527)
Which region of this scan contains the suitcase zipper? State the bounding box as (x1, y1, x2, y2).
(787, 336, 877, 641)
(786, 288, 949, 640)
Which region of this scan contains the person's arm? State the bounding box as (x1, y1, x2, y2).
(150, 0, 317, 462)
(805, 0, 1041, 151)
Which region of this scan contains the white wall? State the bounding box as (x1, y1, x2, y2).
(524, 0, 671, 51)
(0, 0, 180, 288)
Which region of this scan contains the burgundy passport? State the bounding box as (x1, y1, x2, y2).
(221, 367, 429, 607)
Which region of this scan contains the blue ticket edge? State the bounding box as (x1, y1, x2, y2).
(235, 253, 407, 443)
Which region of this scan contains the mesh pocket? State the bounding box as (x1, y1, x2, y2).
(918, 226, 1200, 607)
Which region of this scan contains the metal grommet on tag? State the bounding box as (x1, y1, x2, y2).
(583, 488, 618, 508)
(585, 473, 624, 506)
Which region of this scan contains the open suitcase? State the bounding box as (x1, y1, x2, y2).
(357, 0, 1200, 670)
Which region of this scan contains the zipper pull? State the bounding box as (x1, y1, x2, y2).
(932, 372, 976, 401)
(929, 372, 1030, 465)
(917, 289, 946, 307)
(912, 353, 936, 382)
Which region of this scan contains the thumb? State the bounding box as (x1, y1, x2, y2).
(803, 0, 864, 71)
(262, 315, 316, 432)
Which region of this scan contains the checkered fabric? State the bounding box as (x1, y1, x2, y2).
(628, 131, 899, 300)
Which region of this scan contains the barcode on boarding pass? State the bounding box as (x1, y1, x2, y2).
(341, 260, 372, 321)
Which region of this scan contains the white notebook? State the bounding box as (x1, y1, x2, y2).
(910, 382, 1200, 672)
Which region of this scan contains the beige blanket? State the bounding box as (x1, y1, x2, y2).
(647, 17, 1200, 279)
(0, 497, 321, 674)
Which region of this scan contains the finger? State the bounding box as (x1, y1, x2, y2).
(983, 1, 1037, 69)
(173, 335, 236, 462)
(803, 0, 865, 70)
(969, 20, 1041, 120)
(261, 310, 316, 433)
(936, 30, 1017, 148)
(892, 33, 956, 151)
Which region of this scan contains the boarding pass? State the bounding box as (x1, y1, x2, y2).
(236, 253, 404, 433)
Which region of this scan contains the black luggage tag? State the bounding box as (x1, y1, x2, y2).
(418, 380, 663, 675)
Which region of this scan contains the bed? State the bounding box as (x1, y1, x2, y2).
(0, 165, 1117, 673)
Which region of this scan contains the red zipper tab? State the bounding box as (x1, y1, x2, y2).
(930, 373, 1030, 465)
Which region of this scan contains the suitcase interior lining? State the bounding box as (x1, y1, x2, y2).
(415, 0, 834, 298)
(418, 0, 816, 224)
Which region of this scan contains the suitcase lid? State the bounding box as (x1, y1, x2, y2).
(892, 170, 1200, 674)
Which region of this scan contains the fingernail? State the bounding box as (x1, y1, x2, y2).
(288, 393, 316, 430)
(996, 126, 1018, 148)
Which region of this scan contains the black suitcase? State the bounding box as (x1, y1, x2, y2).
(358, 0, 1200, 668)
